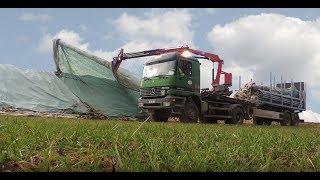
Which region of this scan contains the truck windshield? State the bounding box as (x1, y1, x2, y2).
(142, 60, 176, 78)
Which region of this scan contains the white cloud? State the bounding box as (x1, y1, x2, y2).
(37, 9, 195, 78)
(207, 13, 320, 115)
(113, 9, 194, 48)
(39, 9, 195, 79)
(19, 13, 52, 22)
(38, 29, 89, 54)
(299, 110, 320, 123)
(103, 9, 196, 77)
(224, 62, 256, 88)
(208, 13, 320, 86)
(92, 49, 114, 60)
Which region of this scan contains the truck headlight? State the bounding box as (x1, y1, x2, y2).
(161, 90, 166, 96)
(163, 102, 170, 107)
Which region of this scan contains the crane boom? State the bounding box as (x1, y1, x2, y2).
(111, 46, 232, 91)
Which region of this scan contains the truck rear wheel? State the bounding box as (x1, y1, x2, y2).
(180, 101, 199, 123)
(253, 117, 264, 125)
(225, 107, 244, 124)
(204, 117, 218, 124)
(263, 119, 272, 126)
(280, 112, 291, 126)
(290, 113, 300, 126)
(149, 110, 169, 122)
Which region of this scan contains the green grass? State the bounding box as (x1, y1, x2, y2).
(0, 115, 320, 172)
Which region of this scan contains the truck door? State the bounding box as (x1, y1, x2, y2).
(177, 58, 193, 90)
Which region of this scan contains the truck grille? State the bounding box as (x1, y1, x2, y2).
(140, 88, 163, 97)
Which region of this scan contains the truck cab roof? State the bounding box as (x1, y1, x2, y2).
(145, 52, 199, 65)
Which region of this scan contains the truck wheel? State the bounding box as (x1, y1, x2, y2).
(149, 110, 169, 122)
(290, 113, 300, 126)
(253, 117, 264, 125)
(264, 119, 272, 126)
(180, 101, 199, 123)
(205, 117, 218, 124)
(280, 112, 291, 126)
(227, 107, 244, 124)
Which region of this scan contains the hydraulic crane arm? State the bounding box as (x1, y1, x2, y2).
(112, 46, 192, 72)
(111, 46, 232, 90)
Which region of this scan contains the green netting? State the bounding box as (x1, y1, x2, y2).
(53, 39, 141, 117)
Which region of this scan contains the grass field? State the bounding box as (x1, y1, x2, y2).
(0, 115, 320, 172)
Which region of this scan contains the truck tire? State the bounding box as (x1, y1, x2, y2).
(280, 112, 291, 126)
(290, 113, 300, 126)
(226, 107, 244, 124)
(263, 118, 272, 126)
(180, 101, 199, 123)
(204, 117, 218, 124)
(253, 117, 264, 125)
(149, 110, 169, 122)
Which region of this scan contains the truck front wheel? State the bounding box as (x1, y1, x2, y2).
(149, 110, 169, 122)
(180, 101, 199, 123)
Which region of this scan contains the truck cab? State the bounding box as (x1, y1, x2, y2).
(138, 52, 202, 122)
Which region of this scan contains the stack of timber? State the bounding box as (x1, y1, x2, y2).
(234, 81, 306, 111)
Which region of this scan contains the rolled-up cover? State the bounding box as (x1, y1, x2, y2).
(52, 39, 142, 117)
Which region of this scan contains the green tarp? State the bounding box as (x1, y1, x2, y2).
(0, 39, 142, 117)
(53, 39, 141, 117)
(0, 64, 87, 113)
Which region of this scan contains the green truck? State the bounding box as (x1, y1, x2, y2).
(112, 47, 306, 126)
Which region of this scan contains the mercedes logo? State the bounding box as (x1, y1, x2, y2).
(150, 88, 155, 95)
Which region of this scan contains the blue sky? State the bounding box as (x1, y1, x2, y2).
(1, 8, 319, 71)
(1, 8, 320, 121)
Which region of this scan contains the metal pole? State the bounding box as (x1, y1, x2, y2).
(299, 82, 302, 108)
(291, 78, 293, 107)
(274, 75, 276, 90)
(304, 82, 306, 109)
(281, 74, 283, 106)
(239, 75, 241, 90)
(270, 72, 272, 90)
(270, 72, 272, 103)
(212, 68, 215, 83)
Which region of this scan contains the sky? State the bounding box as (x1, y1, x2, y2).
(0, 8, 320, 122)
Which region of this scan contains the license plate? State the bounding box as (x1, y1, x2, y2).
(148, 100, 156, 103)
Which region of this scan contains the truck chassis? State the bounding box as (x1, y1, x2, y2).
(139, 85, 305, 126)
